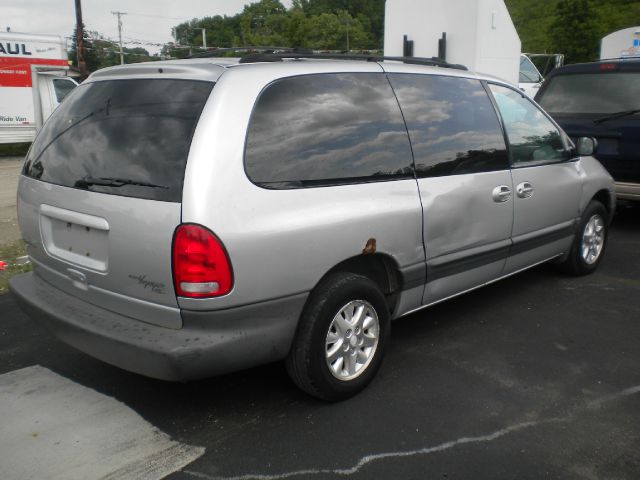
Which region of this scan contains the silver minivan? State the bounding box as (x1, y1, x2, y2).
(10, 55, 615, 400)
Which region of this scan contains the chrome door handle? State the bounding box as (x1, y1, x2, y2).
(492, 185, 512, 203)
(516, 181, 534, 198)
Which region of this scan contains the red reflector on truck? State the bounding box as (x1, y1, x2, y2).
(172, 224, 233, 298)
(600, 63, 617, 71)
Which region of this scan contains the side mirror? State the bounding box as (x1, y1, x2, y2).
(575, 137, 598, 156)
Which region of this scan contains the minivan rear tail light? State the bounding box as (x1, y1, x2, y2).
(172, 224, 233, 298)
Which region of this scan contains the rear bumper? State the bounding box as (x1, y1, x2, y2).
(9, 272, 307, 381)
(615, 181, 640, 201)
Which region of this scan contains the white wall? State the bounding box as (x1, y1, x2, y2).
(384, 0, 521, 85)
(600, 27, 640, 60)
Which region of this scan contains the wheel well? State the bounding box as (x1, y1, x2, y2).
(323, 254, 402, 313)
(593, 189, 613, 217)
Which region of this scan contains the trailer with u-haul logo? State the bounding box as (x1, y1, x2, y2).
(0, 31, 78, 144)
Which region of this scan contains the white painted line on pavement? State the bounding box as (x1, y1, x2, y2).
(0, 365, 205, 480)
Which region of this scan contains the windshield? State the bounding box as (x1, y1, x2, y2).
(24, 78, 214, 202)
(537, 72, 640, 114)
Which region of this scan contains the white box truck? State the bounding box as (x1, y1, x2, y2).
(0, 31, 78, 144)
(384, 0, 521, 85)
(600, 26, 640, 59)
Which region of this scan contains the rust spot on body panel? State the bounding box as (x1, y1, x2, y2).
(362, 238, 377, 255)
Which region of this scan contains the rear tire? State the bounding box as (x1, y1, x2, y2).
(560, 200, 608, 276)
(286, 273, 390, 401)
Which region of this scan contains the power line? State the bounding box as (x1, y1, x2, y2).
(122, 35, 166, 47)
(69, 33, 166, 49)
(125, 12, 188, 21)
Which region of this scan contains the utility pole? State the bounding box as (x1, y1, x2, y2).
(340, 13, 350, 52)
(346, 21, 350, 52)
(111, 11, 127, 65)
(199, 28, 207, 50)
(74, 0, 86, 76)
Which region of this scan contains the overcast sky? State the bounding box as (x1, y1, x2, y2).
(4, 0, 293, 54)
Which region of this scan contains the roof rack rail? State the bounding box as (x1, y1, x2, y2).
(187, 47, 467, 71)
(187, 46, 296, 59)
(272, 53, 468, 70)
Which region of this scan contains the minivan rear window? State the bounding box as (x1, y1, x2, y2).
(537, 72, 640, 114)
(23, 79, 213, 202)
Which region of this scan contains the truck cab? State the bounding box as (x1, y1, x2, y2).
(0, 32, 78, 144)
(33, 71, 78, 126)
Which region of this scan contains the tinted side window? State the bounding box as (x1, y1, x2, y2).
(388, 74, 509, 177)
(245, 73, 414, 188)
(489, 84, 566, 167)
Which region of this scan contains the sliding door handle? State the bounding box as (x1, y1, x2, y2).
(516, 182, 534, 198)
(492, 185, 512, 203)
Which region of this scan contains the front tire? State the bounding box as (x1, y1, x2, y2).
(561, 200, 608, 276)
(286, 273, 390, 401)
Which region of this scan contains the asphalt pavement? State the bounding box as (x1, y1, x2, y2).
(0, 204, 638, 479)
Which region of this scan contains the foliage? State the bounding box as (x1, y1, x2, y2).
(0, 143, 30, 157)
(239, 0, 291, 47)
(549, 0, 601, 64)
(506, 0, 640, 63)
(505, 0, 561, 53)
(169, 0, 384, 53)
(70, 0, 640, 68)
(0, 240, 31, 295)
(293, 0, 385, 48)
(70, 26, 158, 73)
(69, 25, 101, 73)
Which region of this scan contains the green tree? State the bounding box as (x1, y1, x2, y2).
(287, 8, 310, 47)
(293, 0, 384, 48)
(596, 0, 640, 44)
(304, 13, 343, 49)
(239, 0, 290, 46)
(299, 12, 368, 50)
(71, 29, 156, 71)
(199, 15, 242, 48)
(506, 0, 640, 63)
(69, 25, 101, 73)
(506, 0, 561, 53)
(161, 42, 191, 58)
(549, 0, 602, 63)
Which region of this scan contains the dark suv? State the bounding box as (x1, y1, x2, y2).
(535, 59, 640, 201)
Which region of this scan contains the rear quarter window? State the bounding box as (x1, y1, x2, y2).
(24, 79, 214, 202)
(244, 73, 414, 188)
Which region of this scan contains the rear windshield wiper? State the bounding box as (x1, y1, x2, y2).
(593, 109, 640, 124)
(74, 176, 169, 189)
